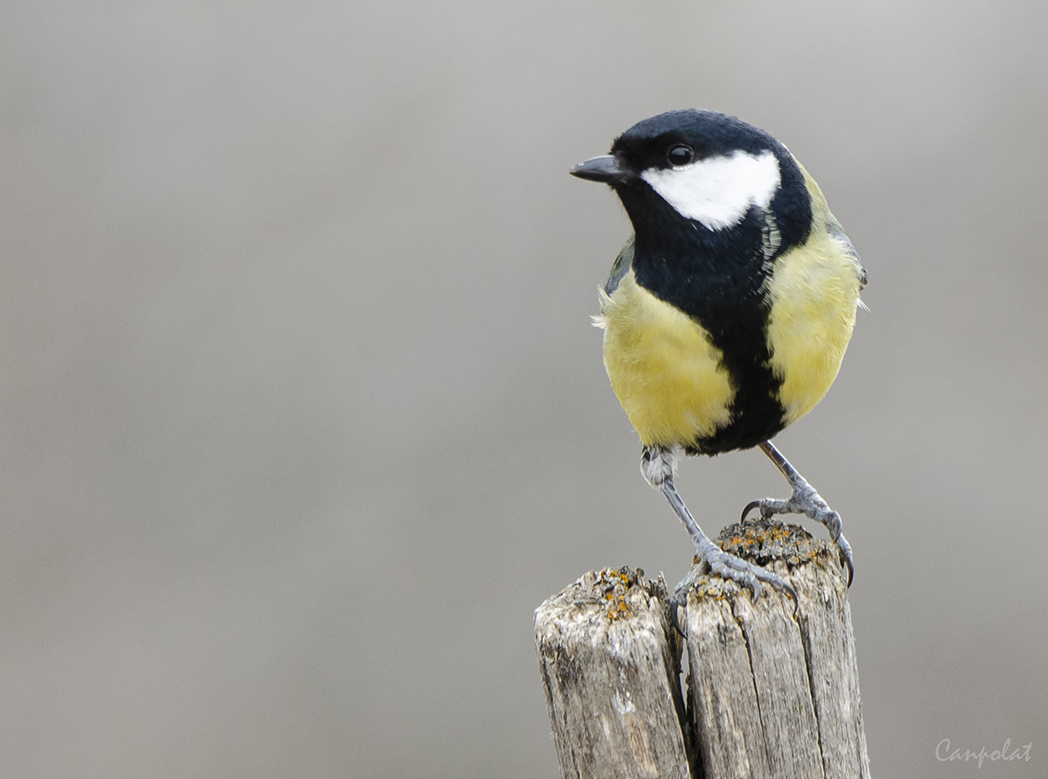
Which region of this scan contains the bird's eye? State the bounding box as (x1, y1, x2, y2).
(667, 144, 694, 167)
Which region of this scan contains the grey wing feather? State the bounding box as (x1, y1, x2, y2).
(604, 235, 635, 295)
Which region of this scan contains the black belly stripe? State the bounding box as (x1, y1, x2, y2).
(626, 201, 788, 455)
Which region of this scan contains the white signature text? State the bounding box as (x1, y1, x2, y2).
(936, 738, 1032, 769)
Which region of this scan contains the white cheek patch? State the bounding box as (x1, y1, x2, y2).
(640, 150, 781, 230)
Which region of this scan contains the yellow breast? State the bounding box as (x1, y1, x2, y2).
(765, 244, 860, 425)
(766, 172, 863, 425)
(595, 270, 734, 448)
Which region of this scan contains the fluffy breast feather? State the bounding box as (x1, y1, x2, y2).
(596, 270, 734, 448)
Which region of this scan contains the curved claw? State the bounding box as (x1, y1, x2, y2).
(668, 597, 687, 638)
(778, 578, 799, 613)
(740, 500, 762, 523)
(836, 532, 855, 587)
(765, 573, 799, 614)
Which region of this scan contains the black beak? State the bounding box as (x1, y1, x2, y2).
(569, 155, 630, 184)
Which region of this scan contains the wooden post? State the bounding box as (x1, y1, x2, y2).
(534, 520, 871, 779)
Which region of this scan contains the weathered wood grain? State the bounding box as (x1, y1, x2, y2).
(536, 521, 871, 779)
(535, 568, 696, 779)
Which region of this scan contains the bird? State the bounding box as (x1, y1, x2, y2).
(570, 109, 865, 605)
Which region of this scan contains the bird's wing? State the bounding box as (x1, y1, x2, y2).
(604, 235, 635, 295)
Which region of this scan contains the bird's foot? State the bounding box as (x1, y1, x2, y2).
(669, 536, 797, 635)
(741, 483, 854, 586)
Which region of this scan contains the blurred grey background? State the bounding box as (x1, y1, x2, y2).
(2, 0, 1046, 776)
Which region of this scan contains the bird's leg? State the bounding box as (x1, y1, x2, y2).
(741, 440, 854, 586)
(641, 446, 797, 625)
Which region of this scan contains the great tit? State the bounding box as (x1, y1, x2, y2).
(571, 109, 865, 603)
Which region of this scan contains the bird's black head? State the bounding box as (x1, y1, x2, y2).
(571, 109, 812, 252)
